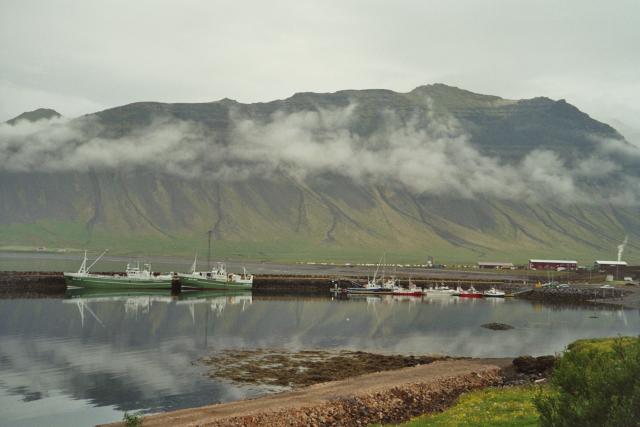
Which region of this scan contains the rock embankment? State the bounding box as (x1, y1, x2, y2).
(517, 286, 627, 304)
(102, 359, 508, 427)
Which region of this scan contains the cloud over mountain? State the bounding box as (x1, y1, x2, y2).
(1, 100, 639, 205)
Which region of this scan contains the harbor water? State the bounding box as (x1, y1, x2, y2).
(0, 288, 638, 426)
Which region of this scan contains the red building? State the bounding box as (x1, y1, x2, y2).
(528, 259, 577, 271)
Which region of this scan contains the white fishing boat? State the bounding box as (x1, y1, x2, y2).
(382, 277, 397, 290)
(423, 283, 456, 296)
(228, 267, 254, 286)
(483, 287, 506, 298)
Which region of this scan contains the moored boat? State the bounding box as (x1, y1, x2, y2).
(423, 283, 456, 297)
(392, 281, 423, 296)
(64, 250, 173, 289)
(483, 287, 506, 298)
(346, 278, 389, 294)
(178, 255, 253, 290)
(228, 267, 254, 286)
(456, 285, 483, 298)
(346, 255, 390, 294)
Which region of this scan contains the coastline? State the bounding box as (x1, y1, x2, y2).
(101, 358, 512, 427)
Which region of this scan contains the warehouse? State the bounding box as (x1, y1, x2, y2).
(528, 259, 578, 271)
(477, 262, 514, 269)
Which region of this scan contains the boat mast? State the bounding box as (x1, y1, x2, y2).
(85, 249, 109, 273)
(372, 253, 384, 284)
(77, 250, 88, 274)
(207, 229, 213, 271)
(191, 253, 198, 274)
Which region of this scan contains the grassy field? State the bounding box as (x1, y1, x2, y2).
(381, 386, 543, 427)
(0, 220, 631, 266)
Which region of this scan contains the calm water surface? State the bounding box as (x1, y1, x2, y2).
(1, 290, 638, 426)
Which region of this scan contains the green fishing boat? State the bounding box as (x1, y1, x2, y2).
(64, 250, 174, 289)
(178, 254, 253, 290)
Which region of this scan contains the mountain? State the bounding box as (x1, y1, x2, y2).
(6, 108, 61, 125)
(0, 85, 638, 264)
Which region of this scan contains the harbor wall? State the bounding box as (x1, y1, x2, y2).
(0, 271, 536, 295)
(0, 271, 65, 294)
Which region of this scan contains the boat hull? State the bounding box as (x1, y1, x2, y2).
(392, 291, 423, 296)
(64, 275, 172, 289)
(457, 293, 483, 298)
(424, 291, 455, 297)
(179, 275, 253, 290)
(346, 288, 392, 295)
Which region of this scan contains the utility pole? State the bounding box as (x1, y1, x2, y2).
(207, 229, 213, 270)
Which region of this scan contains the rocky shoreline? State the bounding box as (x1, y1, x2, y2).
(104, 359, 509, 427)
(104, 352, 554, 427)
(179, 371, 503, 427)
(516, 285, 634, 307)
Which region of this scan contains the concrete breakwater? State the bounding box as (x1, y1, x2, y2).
(0, 271, 65, 293)
(0, 271, 337, 294)
(0, 271, 529, 294)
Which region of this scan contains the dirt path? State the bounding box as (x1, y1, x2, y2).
(102, 358, 511, 427)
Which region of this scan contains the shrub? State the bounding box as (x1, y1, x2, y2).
(535, 337, 640, 427)
(123, 411, 143, 427)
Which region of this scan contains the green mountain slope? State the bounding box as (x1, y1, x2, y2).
(1, 85, 638, 264)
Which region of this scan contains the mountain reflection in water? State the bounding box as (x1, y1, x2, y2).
(0, 291, 638, 427)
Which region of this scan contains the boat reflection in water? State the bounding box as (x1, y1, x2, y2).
(337, 293, 506, 307)
(64, 288, 252, 325)
(64, 288, 177, 325)
(177, 291, 253, 321)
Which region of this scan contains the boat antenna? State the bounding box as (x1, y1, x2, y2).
(86, 249, 109, 273)
(207, 229, 213, 270)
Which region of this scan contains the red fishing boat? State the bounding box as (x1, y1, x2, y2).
(456, 285, 483, 298)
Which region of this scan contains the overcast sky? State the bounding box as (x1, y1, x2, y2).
(1, 0, 639, 140)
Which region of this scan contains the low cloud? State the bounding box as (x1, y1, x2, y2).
(1, 105, 639, 205)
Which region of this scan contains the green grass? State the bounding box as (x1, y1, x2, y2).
(565, 336, 638, 353)
(385, 386, 543, 427)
